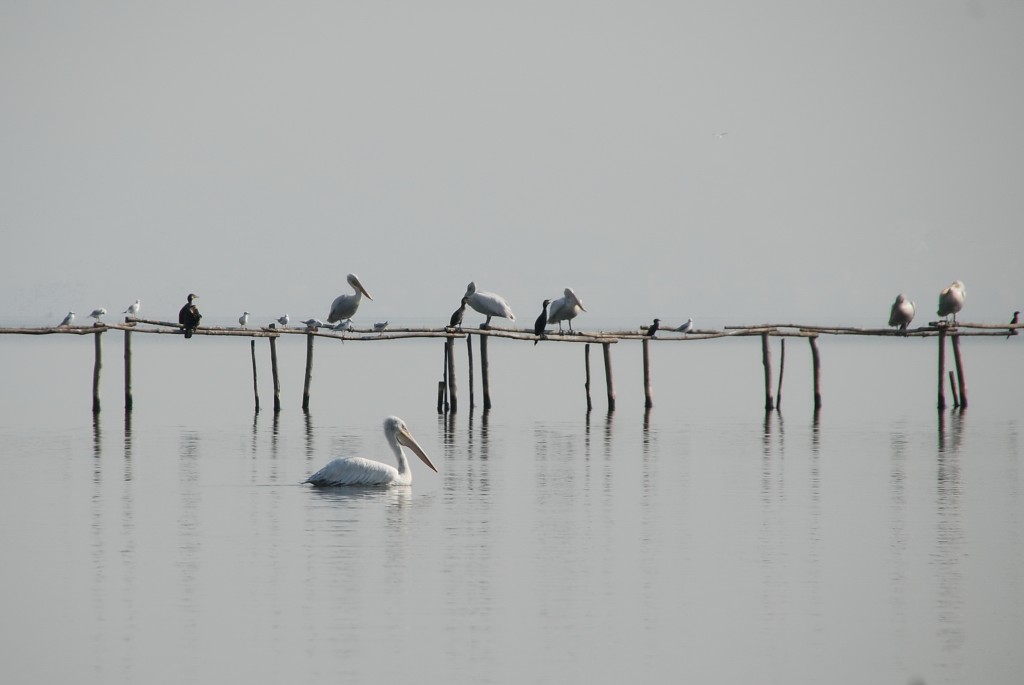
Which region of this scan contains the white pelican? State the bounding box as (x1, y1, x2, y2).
(937, 281, 966, 323)
(124, 299, 140, 317)
(464, 281, 515, 327)
(373, 321, 388, 331)
(58, 311, 75, 327)
(88, 308, 107, 320)
(533, 299, 550, 345)
(676, 318, 693, 333)
(888, 294, 915, 331)
(547, 287, 586, 333)
(239, 311, 250, 327)
(178, 294, 201, 339)
(305, 416, 437, 486)
(328, 273, 373, 323)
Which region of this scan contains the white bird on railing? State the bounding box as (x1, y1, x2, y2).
(329, 319, 352, 331)
(676, 318, 693, 333)
(464, 281, 515, 328)
(277, 314, 290, 327)
(373, 321, 388, 331)
(302, 318, 325, 329)
(304, 416, 437, 486)
(58, 312, 75, 327)
(88, 308, 107, 320)
(239, 311, 250, 327)
(328, 273, 373, 323)
(888, 294, 915, 331)
(547, 287, 586, 333)
(937, 280, 966, 324)
(124, 299, 140, 317)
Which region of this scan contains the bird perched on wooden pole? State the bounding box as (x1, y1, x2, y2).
(178, 293, 201, 339)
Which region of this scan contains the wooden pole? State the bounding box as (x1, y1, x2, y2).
(446, 336, 458, 413)
(441, 340, 449, 413)
(302, 332, 315, 411)
(775, 338, 786, 412)
(251, 340, 260, 413)
(123, 328, 133, 411)
(480, 334, 491, 411)
(948, 370, 960, 408)
(642, 337, 653, 409)
(937, 329, 947, 410)
(269, 336, 281, 413)
(437, 381, 445, 414)
(467, 334, 475, 411)
(761, 332, 775, 411)
(92, 330, 103, 413)
(951, 333, 967, 409)
(809, 336, 822, 411)
(584, 343, 593, 413)
(602, 342, 616, 412)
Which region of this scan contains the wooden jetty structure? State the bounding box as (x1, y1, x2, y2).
(1, 317, 1021, 415)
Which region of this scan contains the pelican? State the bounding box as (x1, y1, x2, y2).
(1008, 311, 1019, 339)
(305, 416, 437, 487)
(888, 294, 915, 331)
(676, 318, 693, 333)
(58, 311, 75, 327)
(88, 308, 107, 320)
(937, 281, 966, 324)
(464, 281, 515, 328)
(178, 294, 201, 339)
(533, 299, 550, 345)
(124, 299, 141, 317)
(328, 273, 373, 323)
(448, 297, 469, 329)
(547, 287, 586, 333)
(239, 311, 250, 327)
(373, 321, 388, 332)
(645, 318, 660, 337)
(301, 318, 324, 329)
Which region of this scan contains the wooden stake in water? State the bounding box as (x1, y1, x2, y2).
(642, 337, 653, 409)
(602, 342, 616, 412)
(124, 328, 133, 411)
(584, 343, 593, 413)
(948, 370, 960, 408)
(269, 336, 281, 413)
(937, 329, 947, 411)
(467, 335, 475, 411)
(446, 335, 457, 413)
(251, 340, 260, 414)
(440, 340, 449, 413)
(480, 334, 492, 411)
(809, 336, 822, 411)
(93, 330, 103, 414)
(761, 332, 775, 411)
(775, 338, 786, 412)
(302, 331, 314, 411)
(951, 333, 967, 409)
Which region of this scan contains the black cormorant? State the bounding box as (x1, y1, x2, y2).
(449, 297, 469, 329)
(179, 293, 201, 339)
(645, 318, 660, 337)
(1009, 311, 1020, 339)
(534, 299, 550, 345)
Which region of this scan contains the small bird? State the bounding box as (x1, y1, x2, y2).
(464, 281, 515, 328)
(937, 280, 966, 324)
(676, 318, 693, 334)
(645, 319, 660, 337)
(124, 299, 141, 317)
(888, 294, 916, 332)
(547, 288, 586, 333)
(58, 312, 75, 327)
(1008, 311, 1020, 339)
(88, 308, 107, 321)
(449, 297, 469, 329)
(373, 321, 389, 332)
(301, 318, 325, 329)
(534, 299, 551, 345)
(330, 319, 352, 331)
(277, 314, 290, 327)
(178, 294, 201, 339)
(238, 311, 250, 327)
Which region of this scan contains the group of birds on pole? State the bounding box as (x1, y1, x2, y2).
(887, 280, 968, 332)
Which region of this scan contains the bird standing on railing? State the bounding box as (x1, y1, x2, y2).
(328, 273, 373, 323)
(239, 311, 250, 327)
(124, 300, 140, 317)
(464, 281, 515, 328)
(1008, 311, 1020, 339)
(534, 299, 550, 345)
(645, 319, 660, 337)
(58, 312, 75, 327)
(547, 288, 586, 333)
(277, 315, 290, 327)
(88, 308, 107, 321)
(888, 294, 915, 332)
(449, 297, 469, 330)
(676, 318, 693, 334)
(937, 281, 966, 324)
(178, 294, 201, 339)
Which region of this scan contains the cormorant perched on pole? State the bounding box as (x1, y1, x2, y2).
(645, 318, 660, 337)
(179, 293, 201, 339)
(1008, 310, 1020, 339)
(534, 299, 550, 345)
(449, 297, 469, 330)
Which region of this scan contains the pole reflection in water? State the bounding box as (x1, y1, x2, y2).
(935, 409, 966, 675)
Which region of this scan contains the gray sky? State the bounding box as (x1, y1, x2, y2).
(2, 1, 1022, 328)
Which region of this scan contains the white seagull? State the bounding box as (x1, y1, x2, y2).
(239, 311, 250, 327)
(277, 314, 290, 327)
(328, 273, 373, 323)
(301, 318, 325, 329)
(547, 287, 587, 333)
(373, 321, 388, 331)
(937, 281, 966, 324)
(124, 299, 141, 317)
(88, 308, 107, 320)
(304, 416, 437, 487)
(58, 312, 75, 327)
(329, 319, 352, 331)
(888, 294, 915, 331)
(464, 281, 515, 328)
(676, 318, 693, 333)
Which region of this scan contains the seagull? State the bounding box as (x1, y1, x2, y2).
(373, 321, 388, 331)
(534, 299, 550, 345)
(301, 318, 325, 329)
(178, 294, 201, 339)
(58, 312, 75, 327)
(304, 416, 437, 487)
(1008, 310, 1020, 339)
(464, 281, 515, 328)
(88, 308, 107, 320)
(676, 318, 693, 334)
(645, 318, 660, 337)
(124, 299, 141, 317)
(328, 273, 373, 323)
(937, 280, 966, 324)
(547, 287, 586, 333)
(239, 311, 250, 327)
(448, 297, 469, 330)
(888, 294, 916, 332)
(277, 314, 290, 327)
(329, 319, 352, 331)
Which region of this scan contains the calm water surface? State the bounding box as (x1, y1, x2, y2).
(1, 333, 1021, 683)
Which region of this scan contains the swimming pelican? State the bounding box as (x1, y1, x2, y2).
(464, 281, 515, 328)
(304, 416, 437, 487)
(547, 287, 586, 333)
(645, 319, 660, 337)
(124, 299, 141, 317)
(88, 308, 107, 320)
(178, 294, 201, 339)
(676, 318, 693, 334)
(448, 297, 469, 329)
(58, 312, 74, 327)
(328, 273, 373, 323)
(888, 294, 915, 332)
(937, 281, 966, 324)
(277, 314, 290, 327)
(1008, 311, 1019, 339)
(533, 299, 550, 345)
(301, 318, 324, 329)
(373, 321, 388, 332)
(239, 311, 250, 327)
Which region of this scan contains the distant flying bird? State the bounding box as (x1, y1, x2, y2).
(373, 321, 388, 331)
(547, 288, 586, 333)
(58, 312, 75, 327)
(301, 318, 324, 329)
(645, 319, 660, 337)
(676, 318, 693, 334)
(88, 308, 107, 320)
(937, 281, 966, 324)
(178, 294, 201, 339)
(124, 299, 141, 317)
(1008, 311, 1020, 339)
(329, 319, 352, 331)
(304, 416, 437, 487)
(239, 311, 250, 327)
(277, 314, 290, 327)
(464, 281, 515, 328)
(533, 299, 550, 345)
(448, 297, 469, 329)
(328, 273, 373, 323)
(888, 294, 916, 332)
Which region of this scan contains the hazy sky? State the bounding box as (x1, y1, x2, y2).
(2, 1, 1022, 328)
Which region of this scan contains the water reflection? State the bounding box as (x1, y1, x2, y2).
(935, 410, 966, 674)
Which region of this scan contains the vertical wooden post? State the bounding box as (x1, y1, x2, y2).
(302, 332, 315, 411)
(761, 332, 775, 411)
(467, 334, 475, 411)
(642, 337, 653, 409)
(951, 333, 967, 409)
(948, 371, 960, 408)
(937, 329, 947, 410)
(775, 338, 786, 412)
(446, 336, 458, 413)
(809, 336, 822, 411)
(269, 335, 281, 413)
(602, 342, 616, 412)
(123, 328, 133, 411)
(251, 340, 260, 413)
(480, 334, 492, 411)
(584, 343, 593, 412)
(441, 340, 449, 412)
(437, 381, 445, 414)
(92, 330, 103, 413)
